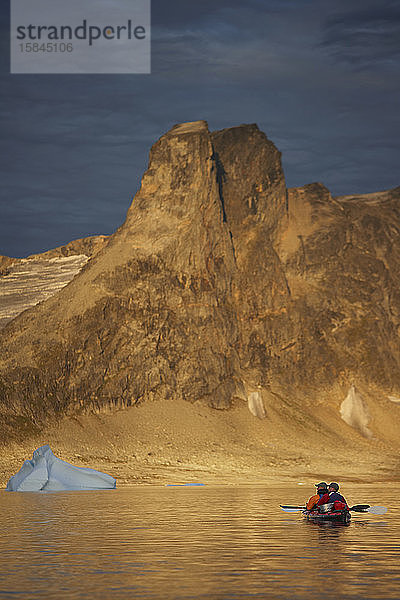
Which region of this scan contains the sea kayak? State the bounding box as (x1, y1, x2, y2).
(302, 507, 351, 524)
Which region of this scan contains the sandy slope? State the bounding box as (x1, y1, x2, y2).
(1, 397, 398, 489)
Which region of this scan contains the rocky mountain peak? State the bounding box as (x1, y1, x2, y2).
(0, 121, 288, 426)
(167, 120, 209, 135)
(0, 122, 399, 451)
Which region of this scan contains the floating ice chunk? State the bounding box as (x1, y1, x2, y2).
(6, 445, 116, 492)
(9, 456, 48, 492)
(166, 483, 205, 487)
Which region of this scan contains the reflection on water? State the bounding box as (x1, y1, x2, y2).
(0, 485, 398, 599)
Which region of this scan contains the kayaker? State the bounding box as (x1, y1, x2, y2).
(306, 482, 328, 510)
(317, 482, 348, 508)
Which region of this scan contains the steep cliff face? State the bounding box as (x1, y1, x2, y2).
(211, 125, 291, 391)
(0, 121, 399, 449)
(1, 120, 286, 425)
(274, 184, 400, 391)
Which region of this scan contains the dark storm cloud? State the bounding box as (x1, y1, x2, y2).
(0, 0, 399, 257)
(151, 0, 400, 194)
(321, 1, 400, 68)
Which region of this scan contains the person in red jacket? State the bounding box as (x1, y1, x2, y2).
(317, 482, 348, 508)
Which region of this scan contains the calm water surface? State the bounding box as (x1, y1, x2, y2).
(0, 484, 398, 599)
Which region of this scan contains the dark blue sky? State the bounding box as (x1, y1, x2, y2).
(1, 0, 399, 257)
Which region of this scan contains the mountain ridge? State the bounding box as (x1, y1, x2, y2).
(0, 121, 399, 477)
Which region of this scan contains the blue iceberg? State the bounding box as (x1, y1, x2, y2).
(6, 445, 116, 491)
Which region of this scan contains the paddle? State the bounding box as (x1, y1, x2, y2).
(280, 504, 387, 515)
(348, 504, 370, 511)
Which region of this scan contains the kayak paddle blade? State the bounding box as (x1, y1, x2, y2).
(367, 505, 387, 515)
